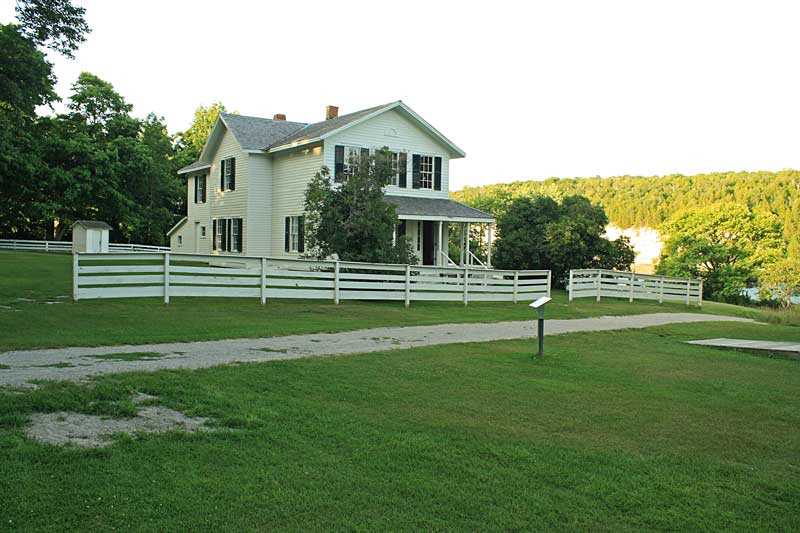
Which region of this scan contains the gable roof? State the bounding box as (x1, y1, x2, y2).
(72, 220, 112, 230)
(268, 101, 466, 158)
(178, 101, 465, 175)
(219, 113, 306, 151)
(166, 216, 187, 237)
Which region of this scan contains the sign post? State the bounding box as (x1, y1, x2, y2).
(530, 296, 552, 357)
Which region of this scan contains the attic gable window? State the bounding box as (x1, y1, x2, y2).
(220, 157, 236, 191)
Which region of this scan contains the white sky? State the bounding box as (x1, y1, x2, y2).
(3, 0, 799, 190)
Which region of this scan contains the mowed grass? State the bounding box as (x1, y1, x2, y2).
(1, 320, 798, 530)
(0, 251, 761, 351)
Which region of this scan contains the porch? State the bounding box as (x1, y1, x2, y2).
(388, 196, 496, 268)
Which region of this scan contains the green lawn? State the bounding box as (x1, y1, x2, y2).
(0, 251, 760, 351)
(1, 320, 798, 530)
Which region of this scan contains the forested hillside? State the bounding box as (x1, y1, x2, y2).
(452, 170, 800, 256)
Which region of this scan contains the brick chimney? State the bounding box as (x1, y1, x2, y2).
(326, 105, 338, 120)
(273, 113, 286, 121)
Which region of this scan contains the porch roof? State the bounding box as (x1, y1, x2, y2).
(387, 196, 495, 223)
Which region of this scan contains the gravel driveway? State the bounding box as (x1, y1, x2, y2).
(0, 313, 750, 387)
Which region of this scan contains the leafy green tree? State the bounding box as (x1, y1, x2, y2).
(759, 258, 800, 308)
(493, 195, 633, 286)
(304, 148, 415, 264)
(657, 203, 784, 301)
(14, 0, 90, 58)
(0, 24, 57, 114)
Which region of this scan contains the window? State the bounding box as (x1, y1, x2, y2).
(419, 155, 433, 189)
(212, 217, 243, 253)
(200, 226, 206, 238)
(194, 174, 206, 203)
(220, 157, 235, 191)
(334, 145, 369, 182)
(284, 215, 305, 253)
(177, 235, 183, 246)
(389, 152, 407, 187)
(343, 146, 362, 178)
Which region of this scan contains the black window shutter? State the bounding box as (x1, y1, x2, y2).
(212, 219, 217, 250)
(398, 221, 406, 237)
(220, 159, 225, 190)
(201, 175, 206, 202)
(334, 145, 344, 182)
(230, 158, 236, 190)
(298, 216, 305, 253)
(194, 176, 198, 203)
(398, 152, 407, 188)
(220, 219, 228, 252)
(412, 154, 421, 189)
(434, 157, 442, 191)
(236, 218, 243, 252)
(284, 217, 290, 252)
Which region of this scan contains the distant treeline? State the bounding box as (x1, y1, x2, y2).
(452, 170, 800, 256)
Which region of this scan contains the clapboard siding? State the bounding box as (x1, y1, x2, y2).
(210, 127, 248, 255)
(247, 153, 272, 256)
(270, 144, 324, 257)
(323, 108, 452, 198)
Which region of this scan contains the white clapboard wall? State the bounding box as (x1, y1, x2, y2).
(73, 252, 551, 306)
(568, 268, 702, 305)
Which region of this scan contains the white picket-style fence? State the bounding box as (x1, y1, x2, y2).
(73, 252, 551, 305)
(0, 239, 170, 253)
(568, 268, 702, 306)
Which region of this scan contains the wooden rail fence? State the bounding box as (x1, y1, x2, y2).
(0, 239, 170, 253)
(568, 268, 702, 305)
(73, 252, 551, 306)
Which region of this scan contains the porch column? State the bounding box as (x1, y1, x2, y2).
(487, 223, 493, 268)
(437, 221, 443, 266)
(459, 223, 466, 266)
(465, 222, 471, 265)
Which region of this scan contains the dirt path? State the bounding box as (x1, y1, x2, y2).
(0, 313, 751, 387)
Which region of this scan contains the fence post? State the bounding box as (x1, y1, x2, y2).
(685, 278, 690, 306)
(163, 252, 170, 305)
(629, 271, 635, 302)
(513, 271, 518, 304)
(404, 264, 411, 308)
(463, 267, 469, 306)
(72, 253, 79, 301)
(568, 270, 573, 302)
(546, 270, 551, 298)
(45, 241, 49, 252)
(698, 279, 703, 307)
(334, 260, 340, 304)
(659, 276, 664, 304)
(596, 269, 602, 302)
(260, 257, 267, 305)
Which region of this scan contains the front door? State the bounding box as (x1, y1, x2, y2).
(422, 221, 435, 265)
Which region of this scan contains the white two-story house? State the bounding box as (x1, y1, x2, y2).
(168, 101, 495, 266)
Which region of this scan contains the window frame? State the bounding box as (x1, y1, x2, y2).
(343, 146, 362, 179)
(194, 174, 207, 203)
(419, 155, 434, 189)
(288, 216, 300, 253)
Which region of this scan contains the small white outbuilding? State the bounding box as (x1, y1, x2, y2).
(71, 220, 111, 254)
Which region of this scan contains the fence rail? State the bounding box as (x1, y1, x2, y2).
(568, 268, 702, 305)
(0, 239, 170, 253)
(73, 252, 551, 305)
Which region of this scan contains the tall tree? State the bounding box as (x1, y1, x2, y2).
(493, 195, 634, 286)
(759, 258, 800, 308)
(14, 0, 90, 58)
(304, 148, 415, 264)
(657, 203, 784, 301)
